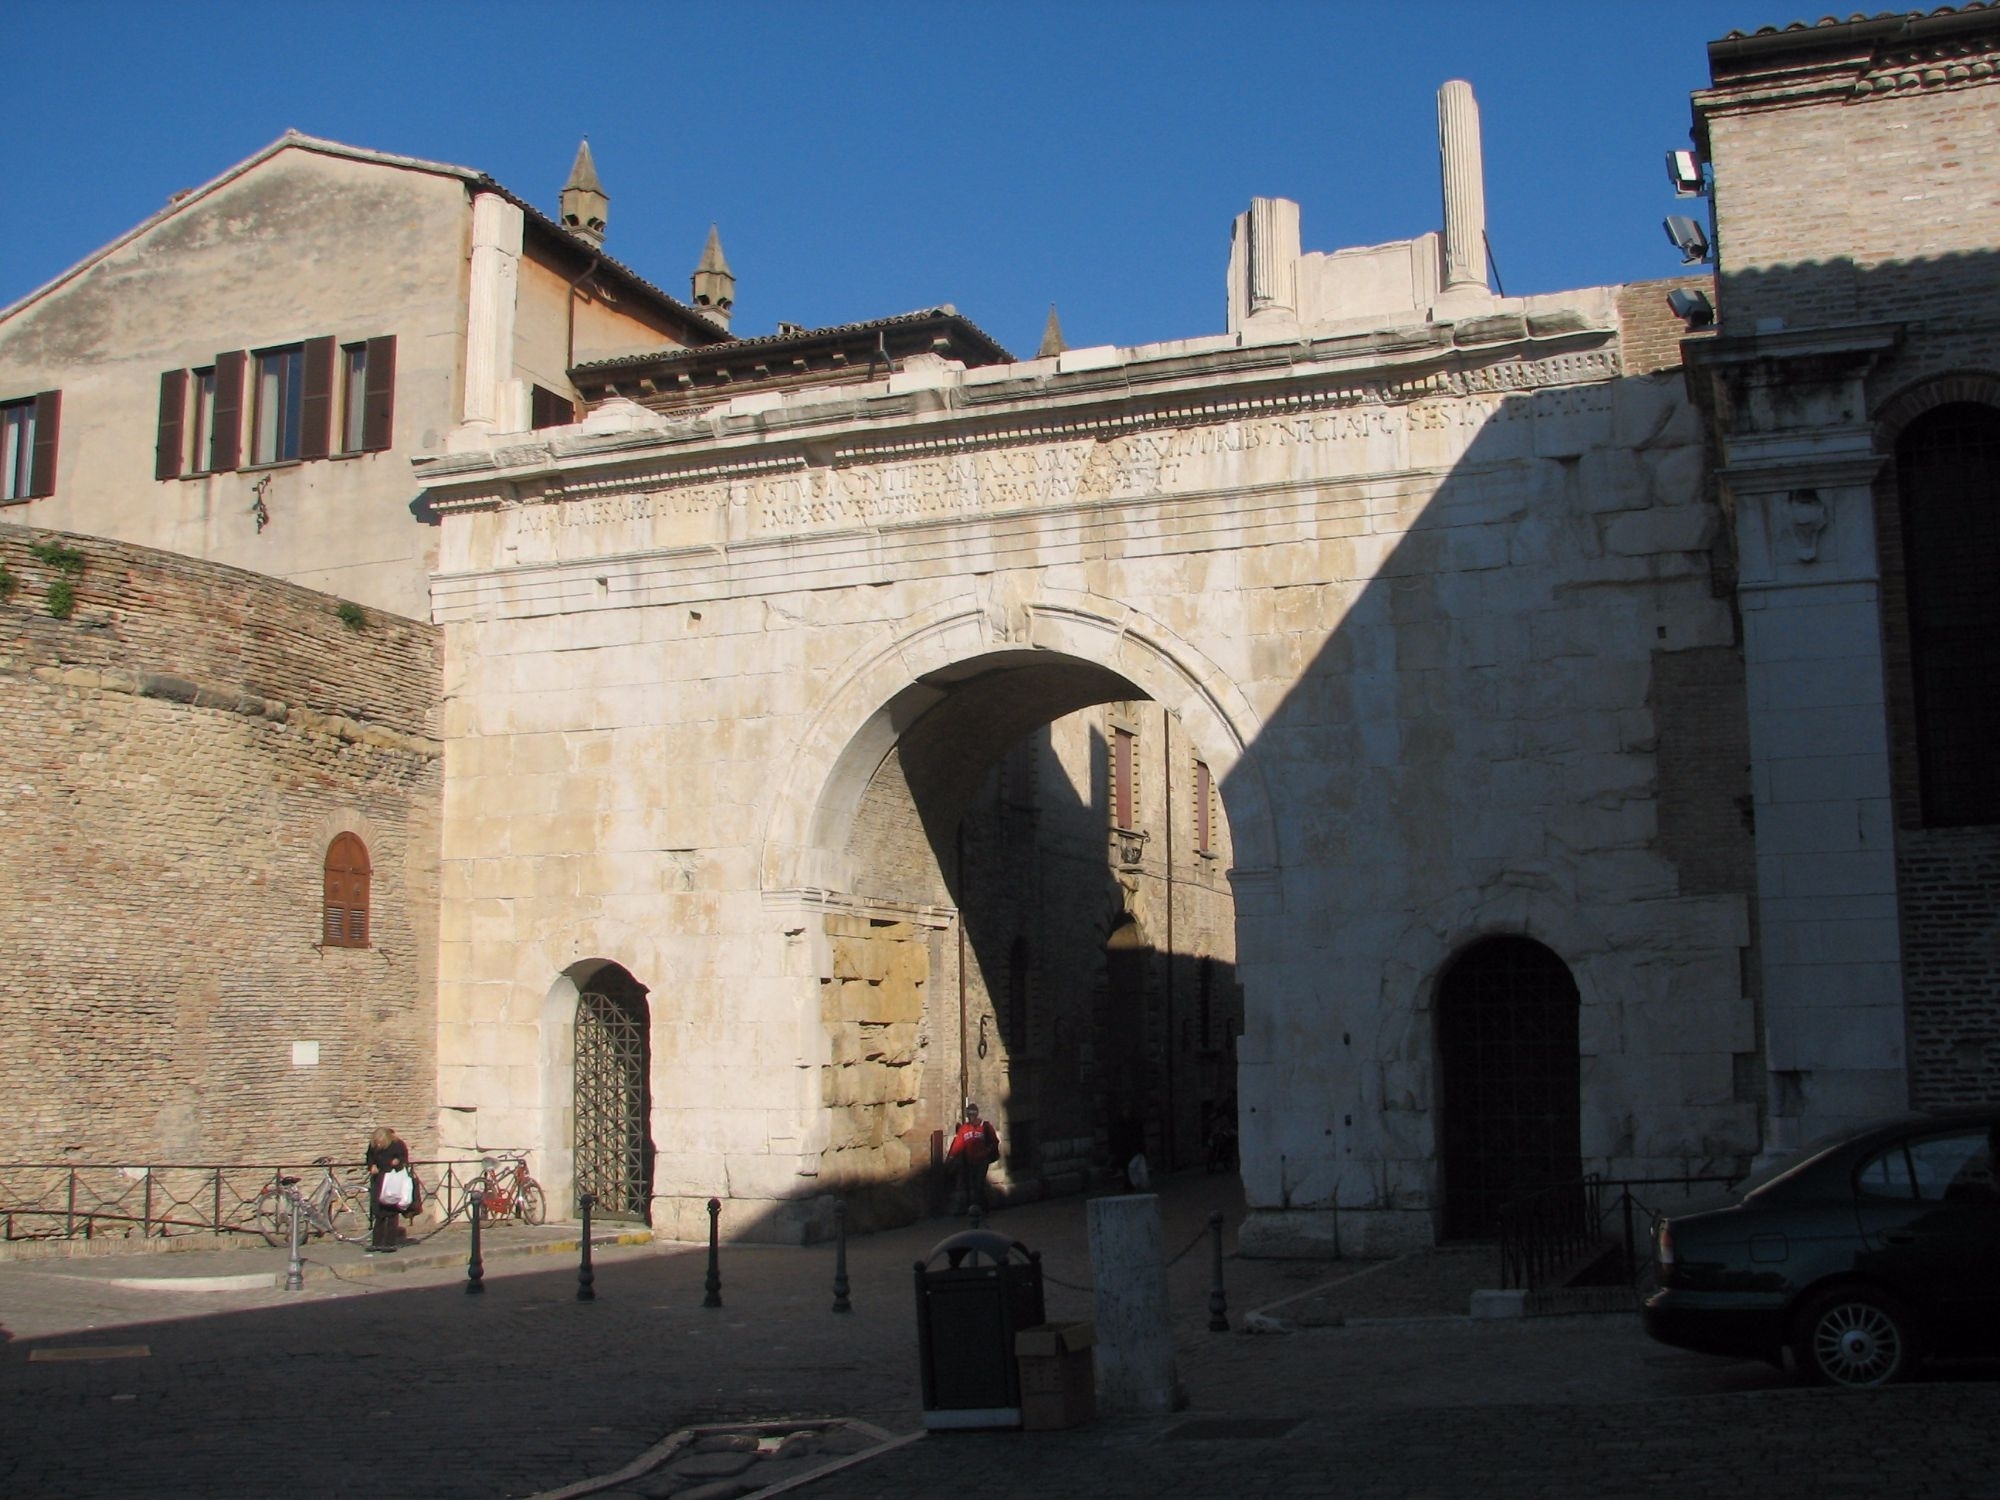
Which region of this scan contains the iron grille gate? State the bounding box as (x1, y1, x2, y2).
(1438, 936, 1582, 1241)
(575, 986, 649, 1220)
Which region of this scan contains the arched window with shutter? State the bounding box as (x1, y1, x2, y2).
(322, 833, 371, 948)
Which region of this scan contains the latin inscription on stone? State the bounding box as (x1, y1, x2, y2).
(501, 381, 1589, 557)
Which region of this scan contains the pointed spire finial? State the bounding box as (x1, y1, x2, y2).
(697, 222, 733, 277)
(559, 137, 608, 248)
(565, 137, 604, 195)
(691, 223, 735, 330)
(1037, 303, 1067, 359)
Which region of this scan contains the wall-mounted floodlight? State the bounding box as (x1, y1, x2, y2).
(1667, 150, 1705, 197)
(1666, 287, 1714, 327)
(1664, 215, 1711, 263)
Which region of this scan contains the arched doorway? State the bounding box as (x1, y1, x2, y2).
(1436, 935, 1581, 1239)
(574, 964, 653, 1221)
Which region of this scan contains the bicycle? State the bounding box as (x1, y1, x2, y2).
(254, 1157, 369, 1247)
(466, 1152, 546, 1225)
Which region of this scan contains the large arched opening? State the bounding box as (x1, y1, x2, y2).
(766, 598, 1273, 1222)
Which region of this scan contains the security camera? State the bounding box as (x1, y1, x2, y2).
(1663, 215, 1711, 264)
(1667, 150, 1705, 197)
(1666, 288, 1714, 327)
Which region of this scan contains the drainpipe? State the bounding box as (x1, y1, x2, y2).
(956, 823, 970, 1112)
(1163, 713, 1176, 1169)
(565, 253, 602, 379)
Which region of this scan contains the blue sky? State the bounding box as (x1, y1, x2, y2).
(11, 1, 1783, 355)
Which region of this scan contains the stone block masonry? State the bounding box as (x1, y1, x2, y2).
(0, 523, 442, 1168)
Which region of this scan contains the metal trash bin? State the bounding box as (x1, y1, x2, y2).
(914, 1228, 1046, 1429)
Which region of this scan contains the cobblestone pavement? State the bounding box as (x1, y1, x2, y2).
(1, 1174, 1995, 1499)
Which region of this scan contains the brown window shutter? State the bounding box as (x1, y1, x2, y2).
(361, 335, 396, 451)
(155, 370, 186, 481)
(322, 833, 372, 948)
(211, 352, 244, 472)
(299, 336, 335, 461)
(1113, 727, 1135, 830)
(28, 391, 60, 497)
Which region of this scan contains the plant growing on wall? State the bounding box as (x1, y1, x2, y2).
(0, 558, 16, 601)
(30, 539, 84, 620)
(336, 600, 366, 631)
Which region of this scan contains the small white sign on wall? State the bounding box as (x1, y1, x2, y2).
(292, 1041, 321, 1068)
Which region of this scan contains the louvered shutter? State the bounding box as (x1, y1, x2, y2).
(322, 833, 372, 948)
(299, 336, 335, 461)
(1113, 728, 1135, 830)
(156, 370, 186, 481)
(28, 391, 60, 497)
(211, 352, 244, 472)
(361, 335, 396, 451)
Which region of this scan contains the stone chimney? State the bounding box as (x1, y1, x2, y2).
(559, 139, 608, 248)
(691, 224, 735, 330)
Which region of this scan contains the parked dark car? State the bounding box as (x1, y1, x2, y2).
(1643, 1110, 2000, 1386)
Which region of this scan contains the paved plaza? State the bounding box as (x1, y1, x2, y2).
(2, 1175, 1996, 1499)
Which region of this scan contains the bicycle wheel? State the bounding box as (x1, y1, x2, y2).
(515, 1181, 546, 1225)
(327, 1178, 367, 1240)
(253, 1189, 294, 1249)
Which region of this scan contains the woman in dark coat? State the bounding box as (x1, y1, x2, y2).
(365, 1126, 409, 1253)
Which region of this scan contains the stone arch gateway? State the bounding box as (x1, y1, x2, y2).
(421, 299, 1758, 1253)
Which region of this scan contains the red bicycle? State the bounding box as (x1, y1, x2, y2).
(467, 1153, 546, 1224)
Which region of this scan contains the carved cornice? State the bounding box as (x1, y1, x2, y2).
(421, 336, 1622, 518)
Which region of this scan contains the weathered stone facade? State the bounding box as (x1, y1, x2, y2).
(418, 250, 1756, 1250)
(0, 524, 442, 1166)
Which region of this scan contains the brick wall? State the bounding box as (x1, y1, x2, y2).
(1704, 57, 2000, 348)
(0, 523, 443, 1167)
(1617, 275, 1717, 375)
(1899, 829, 2000, 1108)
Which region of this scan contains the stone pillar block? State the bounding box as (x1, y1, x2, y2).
(1086, 1194, 1184, 1414)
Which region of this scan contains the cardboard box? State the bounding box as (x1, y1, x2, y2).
(1014, 1321, 1096, 1430)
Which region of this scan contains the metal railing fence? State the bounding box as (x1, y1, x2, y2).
(0, 1157, 490, 1245)
(1498, 1172, 1740, 1292)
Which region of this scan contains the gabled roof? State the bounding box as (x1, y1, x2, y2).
(0, 131, 732, 344)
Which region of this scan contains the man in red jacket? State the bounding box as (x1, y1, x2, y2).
(945, 1101, 1000, 1214)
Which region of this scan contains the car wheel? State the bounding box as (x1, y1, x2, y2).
(1793, 1286, 1918, 1387)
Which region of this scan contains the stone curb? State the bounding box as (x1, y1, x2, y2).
(42, 1228, 657, 1291)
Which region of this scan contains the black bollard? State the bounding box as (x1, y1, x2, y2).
(1207, 1210, 1229, 1332)
(831, 1198, 851, 1314)
(577, 1193, 596, 1302)
(466, 1196, 485, 1295)
(703, 1197, 723, 1308)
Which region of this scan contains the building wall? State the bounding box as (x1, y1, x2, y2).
(1696, 23, 2000, 1122)
(0, 523, 442, 1167)
(420, 304, 1755, 1254)
(0, 149, 472, 620)
(0, 143, 699, 623)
